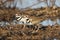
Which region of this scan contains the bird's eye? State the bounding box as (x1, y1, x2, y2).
(26, 19, 29, 21)
(17, 17, 20, 18)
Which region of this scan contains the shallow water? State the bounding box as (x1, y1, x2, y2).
(0, 19, 60, 26)
(2, 0, 60, 9)
(40, 19, 56, 26)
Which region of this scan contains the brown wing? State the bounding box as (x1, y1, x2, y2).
(29, 16, 45, 24)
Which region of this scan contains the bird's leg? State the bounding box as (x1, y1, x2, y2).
(23, 24, 26, 29)
(35, 24, 42, 32)
(31, 24, 40, 33)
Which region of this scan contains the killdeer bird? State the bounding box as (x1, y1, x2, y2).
(15, 14, 32, 25)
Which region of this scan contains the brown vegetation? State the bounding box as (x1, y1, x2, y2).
(0, 7, 60, 21)
(0, 24, 60, 40)
(0, 7, 60, 40)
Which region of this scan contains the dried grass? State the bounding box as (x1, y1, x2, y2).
(0, 7, 60, 40)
